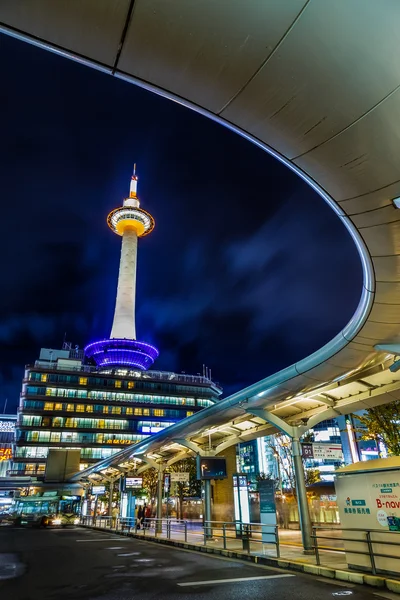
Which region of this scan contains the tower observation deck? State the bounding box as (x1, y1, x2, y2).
(85, 168, 159, 370)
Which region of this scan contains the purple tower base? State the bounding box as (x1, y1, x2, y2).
(84, 338, 159, 371)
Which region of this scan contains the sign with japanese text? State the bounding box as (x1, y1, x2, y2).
(170, 472, 190, 483)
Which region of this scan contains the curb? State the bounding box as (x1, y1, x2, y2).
(80, 525, 394, 593)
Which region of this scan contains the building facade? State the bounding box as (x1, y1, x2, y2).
(0, 414, 17, 478)
(13, 347, 221, 477)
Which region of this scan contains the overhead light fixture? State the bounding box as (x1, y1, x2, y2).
(392, 197, 400, 209)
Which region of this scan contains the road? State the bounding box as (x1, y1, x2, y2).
(0, 526, 394, 600)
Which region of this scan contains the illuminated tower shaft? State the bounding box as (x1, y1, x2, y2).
(85, 168, 158, 370)
(111, 228, 138, 339)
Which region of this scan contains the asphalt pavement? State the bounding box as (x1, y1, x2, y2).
(0, 526, 396, 600)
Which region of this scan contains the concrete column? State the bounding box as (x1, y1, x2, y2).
(212, 445, 236, 522)
(156, 467, 163, 533)
(110, 228, 138, 339)
(292, 438, 313, 553)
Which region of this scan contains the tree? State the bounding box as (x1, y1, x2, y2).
(168, 457, 200, 520)
(355, 403, 400, 456)
(142, 468, 158, 507)
(265, 433, 320, 496)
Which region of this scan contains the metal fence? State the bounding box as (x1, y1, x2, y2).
(81, 516, 280, 556)
(312, 526, 400, 575)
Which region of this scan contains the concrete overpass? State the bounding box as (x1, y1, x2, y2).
(2, 1, 400, 549)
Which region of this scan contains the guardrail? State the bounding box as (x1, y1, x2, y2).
(81, 516, 280, 557)
(312, 526, 400, 575)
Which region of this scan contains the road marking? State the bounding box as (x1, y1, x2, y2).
(177, 574, 295, 587)
(117, 552, 140, 557)
(76, 538, 131, 542)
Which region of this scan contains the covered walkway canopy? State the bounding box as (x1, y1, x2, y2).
(1, 2, 400, 485)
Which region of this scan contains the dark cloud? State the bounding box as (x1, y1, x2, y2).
(0, 34, 362, 410)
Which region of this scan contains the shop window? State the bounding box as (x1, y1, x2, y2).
(79, 377, 87, 386)
(41, 374, 48, 382)
(103, 406, 109, 414)
(99, 420, 105, 429)
(52, 417, 63, 428)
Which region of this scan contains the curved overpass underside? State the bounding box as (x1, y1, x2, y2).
(2, 1, 400, 474)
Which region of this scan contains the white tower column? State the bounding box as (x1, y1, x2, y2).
(110, 228, 138, 340)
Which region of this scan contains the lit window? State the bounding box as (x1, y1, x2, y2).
(55, 403, 63, 411)
(103, 406, 109, 414)
(134, 408, 143, 416)
(187, 411, 194, 417)
(45, 388, 52, 397)
(86, 405, 93, 413)
(41, 374, 48, 382)
(66, 404, 74, 412)
(115, 380, 122, 388)
(111, 406, 121, 414)
(44, 402, 54, 411)
(79, 377, 87, 386)
(154, 409, 165, 417)
(126, 407, 133, 415)
(76, 404, 85, 412)
(128, 381, 134, 389)
(143, 408, 150, 416)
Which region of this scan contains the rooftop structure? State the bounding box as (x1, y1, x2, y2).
(85, 167, 158, 370)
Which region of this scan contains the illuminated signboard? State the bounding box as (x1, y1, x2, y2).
(0, 420, 15, 433)
(92, 485, 106, 496)
(196, 457, 227, 480)
(0, 448, 12, 461)
(125, 477, 143, 489)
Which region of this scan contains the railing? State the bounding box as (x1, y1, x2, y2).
(312, 526, 400, 576)
(28, 363, 222, 390)
(80, 516, 280, 557)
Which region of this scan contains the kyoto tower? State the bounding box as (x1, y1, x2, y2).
(85, 167, 159, 370)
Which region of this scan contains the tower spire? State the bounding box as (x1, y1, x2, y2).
(84, 167, 158, 370)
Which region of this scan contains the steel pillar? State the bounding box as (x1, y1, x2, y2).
(204, 479, 212, 538)
(108, 480, 114, 517)
(292, 438, 313, 553)
(156, 467, 163, 533)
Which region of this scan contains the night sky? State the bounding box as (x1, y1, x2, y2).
(0, 33, 362, 412)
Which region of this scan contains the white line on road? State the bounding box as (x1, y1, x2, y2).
(177, 574, 295, 587)
(75, 538, 131, 542)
